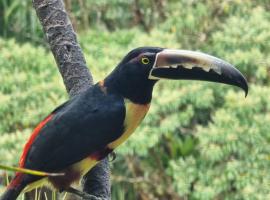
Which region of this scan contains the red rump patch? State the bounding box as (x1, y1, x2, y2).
(19, 114, 54, 167)
(8, 115, 53, 188)
(8, 172, 24, 189)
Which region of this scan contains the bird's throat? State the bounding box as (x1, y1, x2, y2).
(107, 99, 150, 149)
(104, 72, 155, 104)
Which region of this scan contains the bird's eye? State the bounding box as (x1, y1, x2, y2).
(141, 57, 150, 65)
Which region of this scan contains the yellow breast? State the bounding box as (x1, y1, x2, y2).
(107, 100, 150, 149)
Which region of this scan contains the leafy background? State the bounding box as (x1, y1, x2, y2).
(0, 0, 269, 199)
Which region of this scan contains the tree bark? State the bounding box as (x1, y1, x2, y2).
(32, 0, 111, 199)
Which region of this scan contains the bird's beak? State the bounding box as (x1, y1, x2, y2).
(149, 49, 248, 96)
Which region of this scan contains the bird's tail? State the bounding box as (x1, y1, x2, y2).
(0, 173, 27, 200)
(1, 187, 24, 200)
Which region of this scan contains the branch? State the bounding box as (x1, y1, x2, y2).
(32, 0, 111, 199)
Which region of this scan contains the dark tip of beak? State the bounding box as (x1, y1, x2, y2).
(221, 64, 248, 97)
(235, 75, 248, 97)
(240, 76, 248, 97)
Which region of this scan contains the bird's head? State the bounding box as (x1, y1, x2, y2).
(105, 47, 248, 104)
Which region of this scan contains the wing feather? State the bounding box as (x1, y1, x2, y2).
(21, 85, 125, 173)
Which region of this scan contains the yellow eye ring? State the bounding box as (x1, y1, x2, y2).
(141, 57, 150, 65)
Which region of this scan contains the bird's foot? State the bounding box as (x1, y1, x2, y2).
(109, 151, 116, 162)
(80, 192, 102, 200)
(64, 187, 103, 200)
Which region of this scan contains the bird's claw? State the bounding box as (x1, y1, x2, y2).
(64, 187, 104, 200)
(109, 151, 116, 162)
(81, 193, 103, 200)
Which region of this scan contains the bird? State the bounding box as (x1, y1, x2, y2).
(0, 47, 248, 200)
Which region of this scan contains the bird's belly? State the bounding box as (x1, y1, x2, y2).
(22, 157, 98, 193)
(71, 156, 98, 176)
(48, 157, 98, 190)
(107, 101, 150, 149)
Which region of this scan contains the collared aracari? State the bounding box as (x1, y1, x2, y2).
(0, 47, 248, 200)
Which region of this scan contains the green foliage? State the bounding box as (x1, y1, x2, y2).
(0, 0, 167, 41)
(0, 39, 67, 134)
(0, 0, 43, 42)
(168, 86, 270, 200)
(0, 129, 30, 167)
(0, 1, 270, 200)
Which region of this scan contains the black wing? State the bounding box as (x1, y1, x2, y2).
(23, 85, 125, 172)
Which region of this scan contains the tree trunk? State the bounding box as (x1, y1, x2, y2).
(32, 0, 111, 199)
